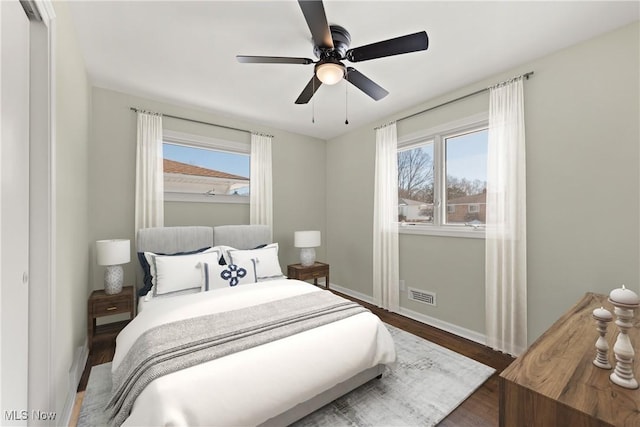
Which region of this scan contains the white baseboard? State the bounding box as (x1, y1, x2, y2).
(329, 282, 376, 305)
(330, 282, 487, 346)
(60, 339, 89, 427)
(397, 307, 487, 346)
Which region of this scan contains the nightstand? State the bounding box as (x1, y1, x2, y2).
(287, 262, 330, 289)
(87, 286, 134, 351)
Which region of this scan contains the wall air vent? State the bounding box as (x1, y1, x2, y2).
(408, 287, 436, 306)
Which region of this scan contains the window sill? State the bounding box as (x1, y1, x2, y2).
(164, 192, 249, 204)
(398, 223, 485, 239)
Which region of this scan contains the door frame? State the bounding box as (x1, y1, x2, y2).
(26, 0, 56, 422)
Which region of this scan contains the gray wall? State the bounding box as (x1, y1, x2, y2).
(326, 22, 640, 343)
(53, 0, 91, 417)
(89, 88, 327, 290)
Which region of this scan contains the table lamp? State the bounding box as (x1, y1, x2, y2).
(96, 239, 130, 294)
(294, 230, 321, 267)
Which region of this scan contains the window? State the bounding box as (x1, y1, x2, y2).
(162, 130, 250, 203)
(397, 114, 488, 237)
(398, 142, 434, 224)
(445, 128, 488, 225)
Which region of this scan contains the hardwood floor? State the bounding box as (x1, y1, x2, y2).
(78, 321, 126, 391)
(77, 291, 514, 426)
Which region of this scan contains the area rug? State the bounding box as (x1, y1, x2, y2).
(78, 324, 494, 427)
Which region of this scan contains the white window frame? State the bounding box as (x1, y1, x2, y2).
(163, 130, 250, 204)
(397, 112, 488, 239)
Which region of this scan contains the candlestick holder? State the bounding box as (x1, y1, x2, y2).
(592, 307, 613, 369)
(608, 285, 640, 390)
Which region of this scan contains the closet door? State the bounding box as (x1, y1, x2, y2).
(1, 0, 30, 422)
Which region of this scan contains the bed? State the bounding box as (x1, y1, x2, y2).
(108, 225, 396, 426)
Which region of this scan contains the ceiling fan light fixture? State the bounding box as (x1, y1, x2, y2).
(316, 62, 345, 85)
(238, 1, 428, 104)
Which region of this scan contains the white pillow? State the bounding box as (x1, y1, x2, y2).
(200, 260, 257, 291)
(227, 243, 283, 280)
(151, 248, 221, 297)
(144, 247, 219, 290)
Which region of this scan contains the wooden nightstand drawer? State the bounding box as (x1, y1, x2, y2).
(88, 286, 134, 351)
(287, 262, 330, 289)
(93, 299, 131, 316)
(301, 268, 327, 280)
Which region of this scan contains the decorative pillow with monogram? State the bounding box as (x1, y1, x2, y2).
(200, 260, 257, 291)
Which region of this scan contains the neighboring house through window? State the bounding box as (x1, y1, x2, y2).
(397, 113, 488, 237)
(162, 130, 250, 203)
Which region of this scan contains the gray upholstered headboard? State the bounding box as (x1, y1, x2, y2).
(136, 225, 272, 254)
(136, 226, 214, 254)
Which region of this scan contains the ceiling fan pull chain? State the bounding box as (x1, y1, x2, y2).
(312, 77, 316, 123)
(344, 76, 349, 125)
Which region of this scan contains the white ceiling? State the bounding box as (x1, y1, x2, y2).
(68, 1, 639, 140)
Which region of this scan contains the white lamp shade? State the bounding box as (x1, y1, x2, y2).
(294, 231, 321, 248)
(96, 239, 131, 266)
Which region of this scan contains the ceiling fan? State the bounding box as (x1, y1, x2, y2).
(236, 0, 429, 104)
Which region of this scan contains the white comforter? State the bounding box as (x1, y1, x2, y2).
(113, 279, 396, 427)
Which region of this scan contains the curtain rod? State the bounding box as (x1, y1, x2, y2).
(129, 107, 273, 138)
(390, 71, 534, 125)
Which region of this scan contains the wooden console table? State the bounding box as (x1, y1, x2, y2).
(500, 292, 639, 427)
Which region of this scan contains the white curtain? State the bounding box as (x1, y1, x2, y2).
(485, 77, 527, 356)
(373, 122, 400, 312)
(135, 111, 164, 234)
(250, 133, 273, 239)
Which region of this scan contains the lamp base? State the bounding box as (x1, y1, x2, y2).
(299, 248, 316, 267)
(104, 265, 124, 295)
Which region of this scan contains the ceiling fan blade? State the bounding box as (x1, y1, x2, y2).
(236, 55, 314, 65)
(298, 0, 334, 49)
(295, 74, 323, 104)
(345, 67, 388, 101)
(346, 31, 429, 63)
